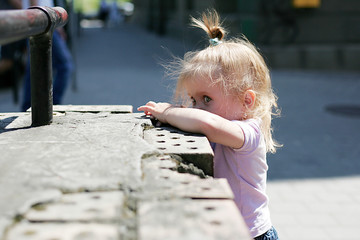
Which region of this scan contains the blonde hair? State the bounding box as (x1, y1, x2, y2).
(172, 10, 281, 153)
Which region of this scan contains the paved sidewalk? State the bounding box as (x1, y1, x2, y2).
(1, 22, 360, 239)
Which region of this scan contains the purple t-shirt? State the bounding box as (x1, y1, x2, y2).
(211, 119, 272, 238)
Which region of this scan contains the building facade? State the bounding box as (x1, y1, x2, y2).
(131, 0, 360, 70)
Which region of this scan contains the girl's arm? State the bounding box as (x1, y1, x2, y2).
(138, 101, 245, 149)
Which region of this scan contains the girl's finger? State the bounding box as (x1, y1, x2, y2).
(138, 105, 150, 111)
(147, 101, 156, 107)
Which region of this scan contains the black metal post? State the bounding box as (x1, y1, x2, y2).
(29, 6, 68, 127)
(29, 30, 53, 127)
(29, 7, 53, 127)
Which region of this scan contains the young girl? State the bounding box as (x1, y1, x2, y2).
(138, 10, 280, 240)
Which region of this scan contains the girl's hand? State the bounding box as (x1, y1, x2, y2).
(138, 101, 245, 149)
(137, 101, 173, 124)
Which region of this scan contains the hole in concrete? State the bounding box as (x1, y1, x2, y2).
(187, 140, 195, 143)
(86, 208, 100, 213)
(32, 203, 47, 211)
(209, 220, 222, 226)
(158, 147, 167, 150)
(74, 232, 94, 239)
(157, 134, 165, 137)
(23, 230, 37, 236)
(205, 206, 216, 211)
(62, 201, 76, 205)
(181, 181, 190, 185)
(157, 140, 166, 143)
(201, 187, 211, 191)
(171, 136, 180, 139)
(188, 147, 198, 150)
(91, 195, 101, 200)
(156, 128, 164, 131)
(173, 144, 181, 146)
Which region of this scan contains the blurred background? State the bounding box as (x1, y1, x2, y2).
(0, 1, 360, 239)
(1, 0, 359, 110)
(132, 0, 360, 70)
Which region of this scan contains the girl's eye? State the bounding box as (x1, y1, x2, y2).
(203, 96, 212, 103)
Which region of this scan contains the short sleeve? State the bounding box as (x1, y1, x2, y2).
(233, 119, 261, 153)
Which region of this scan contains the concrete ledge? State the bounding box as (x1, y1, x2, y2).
(6, 223, 118, 240)
(138, 199, 250, 240)
(25, 191, 124, 223)
(141, 155, 233, 200)
(143, 126, 214, 176)
(0, 107, 251, 240)
(25, 105, 134, 113)
(53, 104, 133, 113)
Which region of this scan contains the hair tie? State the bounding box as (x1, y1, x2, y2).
(209, 37, 222, 46)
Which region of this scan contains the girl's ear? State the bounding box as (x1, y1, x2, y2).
(244, 90, 256, 109)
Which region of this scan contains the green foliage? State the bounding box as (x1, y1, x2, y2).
(73, 0, 132, 13)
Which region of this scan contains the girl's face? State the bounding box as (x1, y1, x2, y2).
(184, 77, 245, 120)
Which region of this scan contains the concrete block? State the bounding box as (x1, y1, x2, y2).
(143, 126, 214, 176)
(305, 46, 339, 69)
(5, 223, 118, 240)
(296, 17, 345, 44)
(343, 45, 360, 71)
(319, 0, 360, 13)
(138, 199, 251, 240)
(25, 191, 124, 223)
(52, 105, 133, 113)
(141, 155, 234, 200)
(271, 46, 303, 69)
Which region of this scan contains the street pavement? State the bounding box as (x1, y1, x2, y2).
(1, 21, 360, 240)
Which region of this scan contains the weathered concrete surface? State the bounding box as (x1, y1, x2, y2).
(52, 105, 133, 113)
(144, 127, 214, 176)
(0, 107, 251, 240)
(138, 199, 249, 240)
(140, 155, 233, 200)
(25, 191, 124, 223)
(6, 223, 119, 240)
(0, 110, 153, 238)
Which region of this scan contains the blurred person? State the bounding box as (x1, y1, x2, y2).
(0, 41, 27, 102)
(0, 0, 27, 102)
(21, 0, 73, 111)
(98, 0, 109, 23)
(108, 0, 122, 26)
(0, 0, 22, 9)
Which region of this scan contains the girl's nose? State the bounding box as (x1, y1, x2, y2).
(194, 104, 206, 111)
